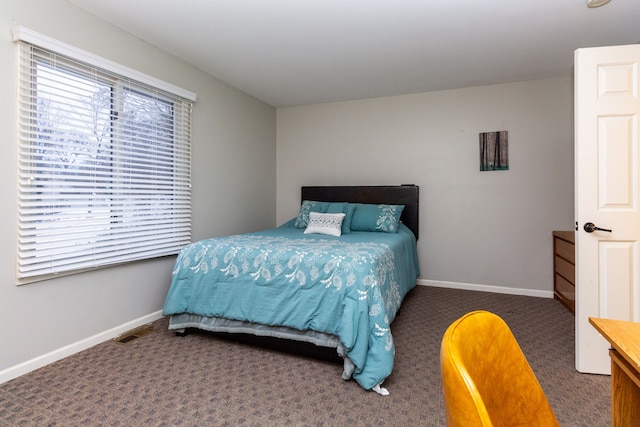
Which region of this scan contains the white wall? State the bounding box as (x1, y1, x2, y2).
(277, 77, 574, 294)
(0, 1, 276, 381)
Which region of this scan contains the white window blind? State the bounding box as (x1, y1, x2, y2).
(15, 31, 194, 284)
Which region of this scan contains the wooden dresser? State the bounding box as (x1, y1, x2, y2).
(553, 230, 575, 314)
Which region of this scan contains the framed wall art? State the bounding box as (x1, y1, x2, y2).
(479, 130, 508, 171)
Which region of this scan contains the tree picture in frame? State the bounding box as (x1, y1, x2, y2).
(479, 130, 508, 171)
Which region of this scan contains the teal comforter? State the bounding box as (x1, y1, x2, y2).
(162, 220, 419, 391)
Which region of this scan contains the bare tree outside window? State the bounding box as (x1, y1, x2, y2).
(17, 41, 192, 283)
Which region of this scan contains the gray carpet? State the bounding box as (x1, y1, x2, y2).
(0, 286, 610, 426)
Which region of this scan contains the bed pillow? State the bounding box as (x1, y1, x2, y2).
(294, 200, 329, 228)
(294, 201, 353, 234)
(304, 212, 346, 237)
(327, 203, 355, 235)
(350, 203, 405, 233)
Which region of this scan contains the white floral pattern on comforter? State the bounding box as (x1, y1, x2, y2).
(163, 221, 419, 391)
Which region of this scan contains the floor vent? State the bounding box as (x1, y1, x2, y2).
(114, 324, 154, 344)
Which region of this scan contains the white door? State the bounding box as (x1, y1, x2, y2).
(575, 44, 640, 374)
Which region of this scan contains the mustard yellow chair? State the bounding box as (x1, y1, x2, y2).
(440, 310, 560, 427)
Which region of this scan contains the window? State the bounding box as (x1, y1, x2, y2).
(14, 28, 195, 284)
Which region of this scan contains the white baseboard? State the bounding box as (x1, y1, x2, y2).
(0, 281, 552, 385)
(0, 310, 164, 385)
(417, 278, 554, 299)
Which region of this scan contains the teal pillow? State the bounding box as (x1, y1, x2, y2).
(350, 204, 405, 233)
(294, 201, 353, 234)
(326, 203, 355, 235)
(295, 200, 324, 228)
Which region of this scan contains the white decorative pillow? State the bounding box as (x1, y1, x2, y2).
(304, 212, 346, 237)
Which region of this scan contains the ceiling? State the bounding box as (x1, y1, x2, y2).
(66, 0, 640, 108)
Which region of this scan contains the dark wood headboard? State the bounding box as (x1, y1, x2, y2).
(301, 185, 419, 240)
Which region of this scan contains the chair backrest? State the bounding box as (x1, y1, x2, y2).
(440, 310, 560, 427)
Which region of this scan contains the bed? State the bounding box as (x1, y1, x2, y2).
(162, 185, 420, 394)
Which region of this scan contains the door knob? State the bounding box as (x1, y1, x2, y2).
(584, 222, 612, 233)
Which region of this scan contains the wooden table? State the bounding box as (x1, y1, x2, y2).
(589, 317, 640, 427)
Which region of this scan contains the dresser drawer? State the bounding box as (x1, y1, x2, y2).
(553, 231, 575, 314)
(555, 238, 575, 263)
(555, 255, 575, 284)
(555, 274, 575, 311)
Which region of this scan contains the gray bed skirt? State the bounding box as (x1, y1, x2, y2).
(168, 313, 356, 379)
(168, 313, 341, 349)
